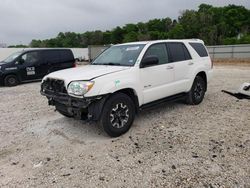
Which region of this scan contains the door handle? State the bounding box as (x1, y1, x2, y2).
(188, 62, 194, 65)
(166, 65, 174, 70)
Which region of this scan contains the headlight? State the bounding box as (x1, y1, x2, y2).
(67, 81, 94, 97)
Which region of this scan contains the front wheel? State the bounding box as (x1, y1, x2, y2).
(4, 75, 19, 87)
(186, 76, 206, 105)
(100, 93, 135, 137)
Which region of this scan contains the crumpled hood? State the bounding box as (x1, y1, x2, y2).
(43, 65, 130, 86)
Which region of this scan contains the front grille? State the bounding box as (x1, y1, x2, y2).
(42, 78, 67, 93)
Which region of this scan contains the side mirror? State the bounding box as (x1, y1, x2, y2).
(140, 56, 159, 68)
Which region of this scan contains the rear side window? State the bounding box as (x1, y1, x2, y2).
(59, 50, 73, 61)
(167, 43, 191, 62)
(43, 51, 60, 63)
(189, 43, 208, 57)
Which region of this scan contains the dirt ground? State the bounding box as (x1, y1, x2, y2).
(0, 65, 249, 188)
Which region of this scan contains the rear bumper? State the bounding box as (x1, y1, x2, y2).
(207, 69, 213, 82)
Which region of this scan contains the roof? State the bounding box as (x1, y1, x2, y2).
(116, 39, 204, 46)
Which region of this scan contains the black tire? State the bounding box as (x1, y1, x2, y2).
(100, 93, 135, 137)
(4, 75, 19, 87)
(186, 76, 206, 105)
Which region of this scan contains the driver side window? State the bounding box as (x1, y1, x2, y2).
(21, 52, 39, 65)
(144, 43, 169, 65)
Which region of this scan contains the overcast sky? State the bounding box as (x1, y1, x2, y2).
(0, 0, 250, 45)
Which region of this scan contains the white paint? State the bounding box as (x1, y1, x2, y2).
(43, 39, 213, 106)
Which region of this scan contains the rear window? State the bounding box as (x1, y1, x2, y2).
(167, 43, 192, 62)
(189, 43, 208, 57)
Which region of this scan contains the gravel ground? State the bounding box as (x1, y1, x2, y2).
(0, 65, 249, 188)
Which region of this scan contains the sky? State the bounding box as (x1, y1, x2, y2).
(0, 0, 250, 45)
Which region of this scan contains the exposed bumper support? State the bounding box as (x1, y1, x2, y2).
(41, 89, 108, 120)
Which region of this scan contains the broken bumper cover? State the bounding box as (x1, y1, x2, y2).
(41, 89, 106, 120)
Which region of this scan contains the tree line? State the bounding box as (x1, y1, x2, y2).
(11, 4, 250, 48)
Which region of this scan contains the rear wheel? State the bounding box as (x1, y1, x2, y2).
(100, 93, 135, 137)
(186, 76, 206, 105)
(4, 75, 19, 87)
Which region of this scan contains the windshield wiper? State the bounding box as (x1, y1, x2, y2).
(101, 62, 122, 66)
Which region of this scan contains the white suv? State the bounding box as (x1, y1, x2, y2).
(41, 39, 213, 137)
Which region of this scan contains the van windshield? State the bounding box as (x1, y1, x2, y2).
(3, 51, 23, 63)
(92, 44, 145, 66)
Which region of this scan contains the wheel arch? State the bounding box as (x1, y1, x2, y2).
(196, 71, 207, 91)
(113, 88, 140, 113)
(3, 73, 20, 86)
(88, 88, 140, 121)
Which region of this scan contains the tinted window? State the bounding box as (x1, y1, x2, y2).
(43, 51, 60, 63)
(21, 52, 39, 65)
(189, 42, 208, 57)
(59, 50, 73, 61)
(167, 43, 191, 62)
(144, 43, 169, 65)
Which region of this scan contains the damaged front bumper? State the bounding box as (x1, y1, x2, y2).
(41, 89, 107, 120)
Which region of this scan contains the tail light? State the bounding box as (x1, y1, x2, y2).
(73, 63, 77, 68)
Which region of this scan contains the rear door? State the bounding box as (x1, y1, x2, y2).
(166, 42, 193, 93)
(42, 50, 61, 74)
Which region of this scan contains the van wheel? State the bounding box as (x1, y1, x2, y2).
(100, 93, 135, 137)
(4, 75, 19, 87)
(186, 76, 206, 105)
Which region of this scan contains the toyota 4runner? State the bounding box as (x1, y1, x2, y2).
(41, 39, 213, 137)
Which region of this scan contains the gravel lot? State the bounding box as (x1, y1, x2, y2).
(0, 65, 249, 187)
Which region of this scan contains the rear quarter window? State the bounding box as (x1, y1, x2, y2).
(59, 50, 74, 61)
(167, 43, 192, 62)
(189, 42, 208, 57)
(43, 51, 60, 63)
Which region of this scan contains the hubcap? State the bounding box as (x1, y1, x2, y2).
(110, 103, 129, 129)
(194, 82, 203, 99)
(9, 77, 16, 85)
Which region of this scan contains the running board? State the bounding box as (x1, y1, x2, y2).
(140, 93, 186, 111)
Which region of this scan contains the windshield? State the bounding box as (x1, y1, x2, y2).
(92, 44, 145, 66)
(3, 51, 22, 63)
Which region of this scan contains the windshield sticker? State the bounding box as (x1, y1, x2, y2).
(126, 46, 140, 51)
(26, 67, 35, 75)
(129, 60, 134, 63)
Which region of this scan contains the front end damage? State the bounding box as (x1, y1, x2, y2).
(41, 78, 107, 120)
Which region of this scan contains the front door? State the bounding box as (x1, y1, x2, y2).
(18, 51, 41, 81)
(140, 43, 175, 104)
